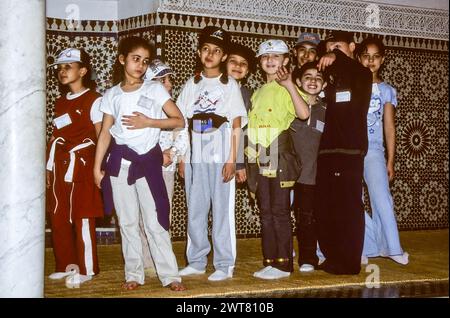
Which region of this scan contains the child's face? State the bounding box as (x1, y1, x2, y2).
(326, 41, 355, 58)
(120, 47, 151, 81)
(294, 43, 318, 67)
(157, 75, 173, 95)
(198, 43, 227, 70)
(56, 63, 86, 86)
(260, 53, 289, 76)
(359, 43, 385, 74)
(297, 68, 325, 96)
(227, 54, 250, 81)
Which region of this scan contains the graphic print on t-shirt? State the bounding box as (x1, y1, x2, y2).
(193, 87, 223, 114)
(367, 83, 382, 134)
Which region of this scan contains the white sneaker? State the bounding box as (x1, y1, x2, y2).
(49, 272, 72, 280)
(257, 267, 291, 280)
(299, 264, 315, 272)
(178, 266, 206, 276)
(208, 269, 233, 281)
(65, 274, 92, 288)
(361, 255, 369, 265)
(253, 266, 273, 278)
(389, 252, 409, 265)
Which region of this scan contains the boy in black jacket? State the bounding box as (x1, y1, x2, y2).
(315, 30, 372, 275)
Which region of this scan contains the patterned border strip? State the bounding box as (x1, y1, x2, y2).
(46, 14, 157, 33)
(45, 9, 449, 52)
(158, 13, 449, 51)
(160, 0, 449, 41)
(47, 17, 119, 33)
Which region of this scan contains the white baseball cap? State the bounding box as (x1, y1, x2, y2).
(49, 48, 82, 67)
(256, 40, 289, 57)
(145, 59, 174, 81)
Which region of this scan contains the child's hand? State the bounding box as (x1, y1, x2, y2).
(122, 112, 153, 129)
(46, 171, 51, 189)
(317, 52, 336, 71)
(222, 162, 236, 183)
(275, 66, 294, 88)
(387, 161, 395, 182)
(94, 169, 105, 189)
(236, 169, 247, 183)
(162, 149, 174, 167)
(178, 160, 185, 179)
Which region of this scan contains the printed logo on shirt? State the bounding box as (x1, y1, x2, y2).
(367, 93, 382, 129)
(193, 87, 223, 114)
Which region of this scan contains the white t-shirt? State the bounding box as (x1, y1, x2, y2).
(66, 89, 103, 124)
(177, 74, 248, 127)
(100, 81, 171, 155)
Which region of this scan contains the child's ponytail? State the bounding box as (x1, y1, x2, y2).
(79, 49, 97, 91)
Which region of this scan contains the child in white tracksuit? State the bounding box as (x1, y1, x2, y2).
(177, 26, 247, 282)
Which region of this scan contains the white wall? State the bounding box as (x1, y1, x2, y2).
(357, 0, 448, 10)
(117, 0, 159, 19)
(46, 0, 118, 20)
(46, 0, 160, 20)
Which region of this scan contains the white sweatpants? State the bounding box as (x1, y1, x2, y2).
(140, 170, 175, 269)
(110, 165, 181, 286)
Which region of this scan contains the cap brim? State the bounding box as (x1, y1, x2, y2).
(295, 41, 319, 47)
(154, 70, 175, 78)
(256, 50, 288, 57)
(48, 59, 81, 68)
(199, 37, 226, 50)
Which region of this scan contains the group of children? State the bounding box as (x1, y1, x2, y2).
(45, 25, 408, 291)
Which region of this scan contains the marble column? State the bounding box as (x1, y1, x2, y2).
(0, 0, 47, 297)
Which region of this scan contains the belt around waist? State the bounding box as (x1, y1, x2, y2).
(319, 148, 366, 156)
(188, 113, 228, 133)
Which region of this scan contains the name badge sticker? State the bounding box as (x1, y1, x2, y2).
(137, 95, 154, 110)
(53, 113, 72, 129)
(316, 120, 325, 132)
(336, 90, 351, 103)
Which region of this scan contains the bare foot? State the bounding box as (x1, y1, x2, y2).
(169, 281, 186, 292)
(122, 281, 139, 290)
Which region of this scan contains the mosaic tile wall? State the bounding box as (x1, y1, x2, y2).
(46, 14, 448, 239)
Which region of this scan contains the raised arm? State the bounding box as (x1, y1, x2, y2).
(276, 66, 309, 120)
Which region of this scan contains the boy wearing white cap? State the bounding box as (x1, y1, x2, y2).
(247, 39, 309, 280)
(46, 48, 103, 286)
